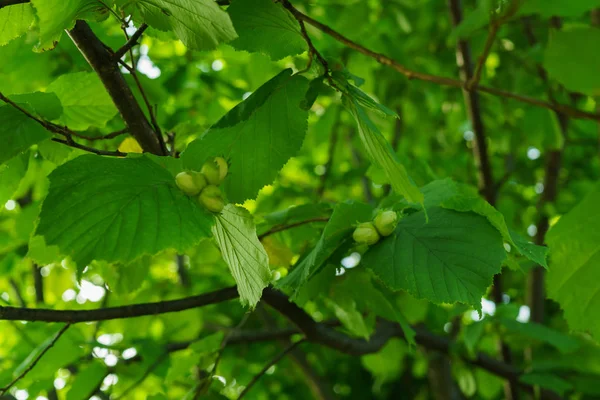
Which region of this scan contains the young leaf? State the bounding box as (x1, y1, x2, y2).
(546, 184, 600, 339)
(0, 3, 34, 46)
(362, 207, 505, 309)
(343, 92, 423, 205)
(212, 205, 271, 308)
(131, 0, 237, 50)
(0, 106, 51, 165)
(47, 72, 117, 131)
(36, 154, 214, 267)
(228, 0, 307, 60)
(277, 201, 373, 295)
(182, 69, 310, 203)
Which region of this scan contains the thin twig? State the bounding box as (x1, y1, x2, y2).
(237, 339, 306, 400)
(0, 92, 71, 137)
(258, 217, 329, 240)
(51, 138, 126, 157)
(113, 23, 148, 60)
(282, 2, 600, 122)
(280, 0, 337, 88)
(194, 313, 252, 398)
(468, 22, 499, 89)
(0, 324, 71, 395)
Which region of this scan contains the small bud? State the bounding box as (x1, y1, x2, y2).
(176, 172, 202, 196)
(198, 185, 225, 213)
(373, 210, 398, 236)
(352, 222, 380, 245)
(201, 157, 228, 185)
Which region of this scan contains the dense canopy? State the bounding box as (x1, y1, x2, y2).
(1, 0, 600, 399)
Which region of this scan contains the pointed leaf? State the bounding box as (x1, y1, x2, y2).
(343, 92, 423, 204)
(182, 69, 309, 202)
(213, 205, 271, 308)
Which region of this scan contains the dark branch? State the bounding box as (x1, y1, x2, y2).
(67, 21, 164, 155)
(113, 23, 148, 60)
(0, 286, 238, 323)
(0, 324, 71, 395)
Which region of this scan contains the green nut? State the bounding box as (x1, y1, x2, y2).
(352, 222, 380, 245)
(176, 171, 202, 196)
(201, 157, 228, 185)
(373, 210, 398, 237)
(198, 185, 225, 213)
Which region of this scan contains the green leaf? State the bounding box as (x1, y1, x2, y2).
(362, 207, 505, 309)
(499, 318, 580, 353)
(31, 0, 106, 51)
(343, 90, 423, 205)
(36, 154, 214, 266)
(213, 205, 271, 308)
(547, 184, 600, 338)
(0, 106, 52, 165)
(0, 154, 27, 204)
(182, 69, 310, 203)
(519, 0, 600, 18)
(0, 3, 35, 46)
(519, 373, 573, 396)
(132, 0, 237, 51)
(9, 91, 63, 120)
(361, 338, 407, 386)
(66, 362, 107, 400)
(277, 201, 373, 295)
(421, 179, 548, 268)
(228, 0, 307, 60)
(543, 28, 600, 96)
(47, 72, 117, 130)
(26, 236, 62, 265)
(337, 269, 416, 347)
(326, 294, 372, 339)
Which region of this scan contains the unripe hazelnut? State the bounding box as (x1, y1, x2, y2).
(352, 222, 380, 245)
(373, 210, 398, 237)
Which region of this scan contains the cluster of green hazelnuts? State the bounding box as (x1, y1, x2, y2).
(352, 210, 399, 245)
(175, 157, 228, 213)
